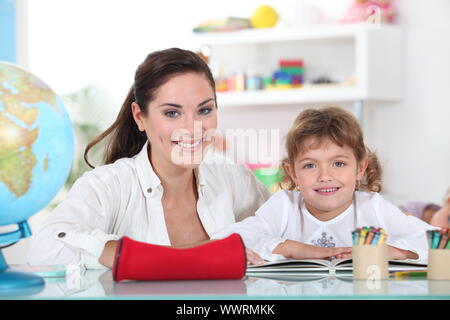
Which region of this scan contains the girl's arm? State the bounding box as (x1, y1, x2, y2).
(273, 240, 352, 260)
(388, 245, 418, 260)
(272, 240, 417, 261)
(374, 193, 435, 260)
(212, 191, 294, 261)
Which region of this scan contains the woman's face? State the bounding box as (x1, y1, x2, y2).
(132, 72, 218, 169)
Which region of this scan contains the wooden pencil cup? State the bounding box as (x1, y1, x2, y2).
(352, 244, 389, 280)
(427, 249, 450, 280)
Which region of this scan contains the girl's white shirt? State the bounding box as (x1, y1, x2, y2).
(27, 142, 271, 269)
(212, 189, 436, 261)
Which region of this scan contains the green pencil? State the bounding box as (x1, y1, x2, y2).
(391, 271, 427, 279)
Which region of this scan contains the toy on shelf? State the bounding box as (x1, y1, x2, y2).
(214, 59, 304, 93)
(339, 0, 395, 24)
(193, 4, 280, 34)
(250, 5, 279, 29)
(266, 59, 304, 90)
(193, 17, 252, 33)
(215, 77, 228, 92)
(311, 76, 336, 85)
(245, 72, 263, 91)
(215, 72, 249, 93)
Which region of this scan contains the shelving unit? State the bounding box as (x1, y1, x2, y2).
(191, 23, 403, 122)
(215, 85, 361, 107)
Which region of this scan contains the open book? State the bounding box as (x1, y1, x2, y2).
(247, 258, 427, 275)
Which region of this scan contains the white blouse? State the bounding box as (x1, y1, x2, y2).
(212, 190, 436, 261)
(27, 142, 271, 269)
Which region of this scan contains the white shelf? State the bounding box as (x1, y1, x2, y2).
(217, 86, 362, 107)
(193, 23, 389, 45)
(192, 24, 403, 107)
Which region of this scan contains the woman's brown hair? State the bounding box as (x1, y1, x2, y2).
(281, 106, 382, 192)
(84, 48, 216, 168)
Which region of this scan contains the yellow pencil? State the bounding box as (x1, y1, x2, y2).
(358, 228, 368, 245)
(378, 233, 385, 244)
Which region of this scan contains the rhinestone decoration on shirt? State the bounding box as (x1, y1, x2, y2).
(312, 232, 336, 248)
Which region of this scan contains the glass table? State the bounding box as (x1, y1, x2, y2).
(5, 268, 449, 300)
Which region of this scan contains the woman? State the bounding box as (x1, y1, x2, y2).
(28, 48, 270, 269)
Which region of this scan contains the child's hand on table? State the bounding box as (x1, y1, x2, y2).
(388, 245, 419, 260)
(273, 240, 352, 260)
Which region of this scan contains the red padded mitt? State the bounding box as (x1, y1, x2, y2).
(112, 233, 247, 281)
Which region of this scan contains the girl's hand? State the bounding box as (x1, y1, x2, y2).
(309, 246, 353, 260)
(388, 245, 418, 260)
(334, 248, 353, 260)
(273, 240, 352, 260)
(246, 248, 265, 265)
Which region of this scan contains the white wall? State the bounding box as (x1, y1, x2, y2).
(3, 0, 450, 264)
(364, 0, 450, 204)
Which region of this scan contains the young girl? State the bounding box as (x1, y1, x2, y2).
(212, 106, 435, 263)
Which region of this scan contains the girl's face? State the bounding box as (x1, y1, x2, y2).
(284, 138, 368, 221)
(132, 72, 218, 169)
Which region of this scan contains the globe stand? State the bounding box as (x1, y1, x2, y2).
(0, 221, 45, 297)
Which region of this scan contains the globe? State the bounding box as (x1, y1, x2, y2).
(0, 62, 74, 295)
(0, 62, 74, 226)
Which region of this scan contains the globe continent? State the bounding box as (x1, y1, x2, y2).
(0, 62, 74, 226)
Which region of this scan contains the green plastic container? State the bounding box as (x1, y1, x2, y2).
(253, 168, 284, 190)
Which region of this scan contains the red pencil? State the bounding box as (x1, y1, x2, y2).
(364, 232, 372, 244)
(438, 228, 449, 249)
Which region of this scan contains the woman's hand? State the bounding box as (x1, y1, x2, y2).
(388, 245, 418, 260)
(246, 248, 265, 265)
(99, 240, 119, 268)
(273, 240, 352, 260)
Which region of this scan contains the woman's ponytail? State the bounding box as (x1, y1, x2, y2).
(84, 87, 147, 168)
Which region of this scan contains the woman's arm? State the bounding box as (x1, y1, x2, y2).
(28, 169, 120, 268)
(431, 190, 450, 228)
(99, 238, 223, 269)
(230, 164, 272, 222)
(429, 206, 450, 228)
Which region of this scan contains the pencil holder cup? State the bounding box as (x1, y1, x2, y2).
(427, 249, 450, 280)
(352, 244, 389, 280)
